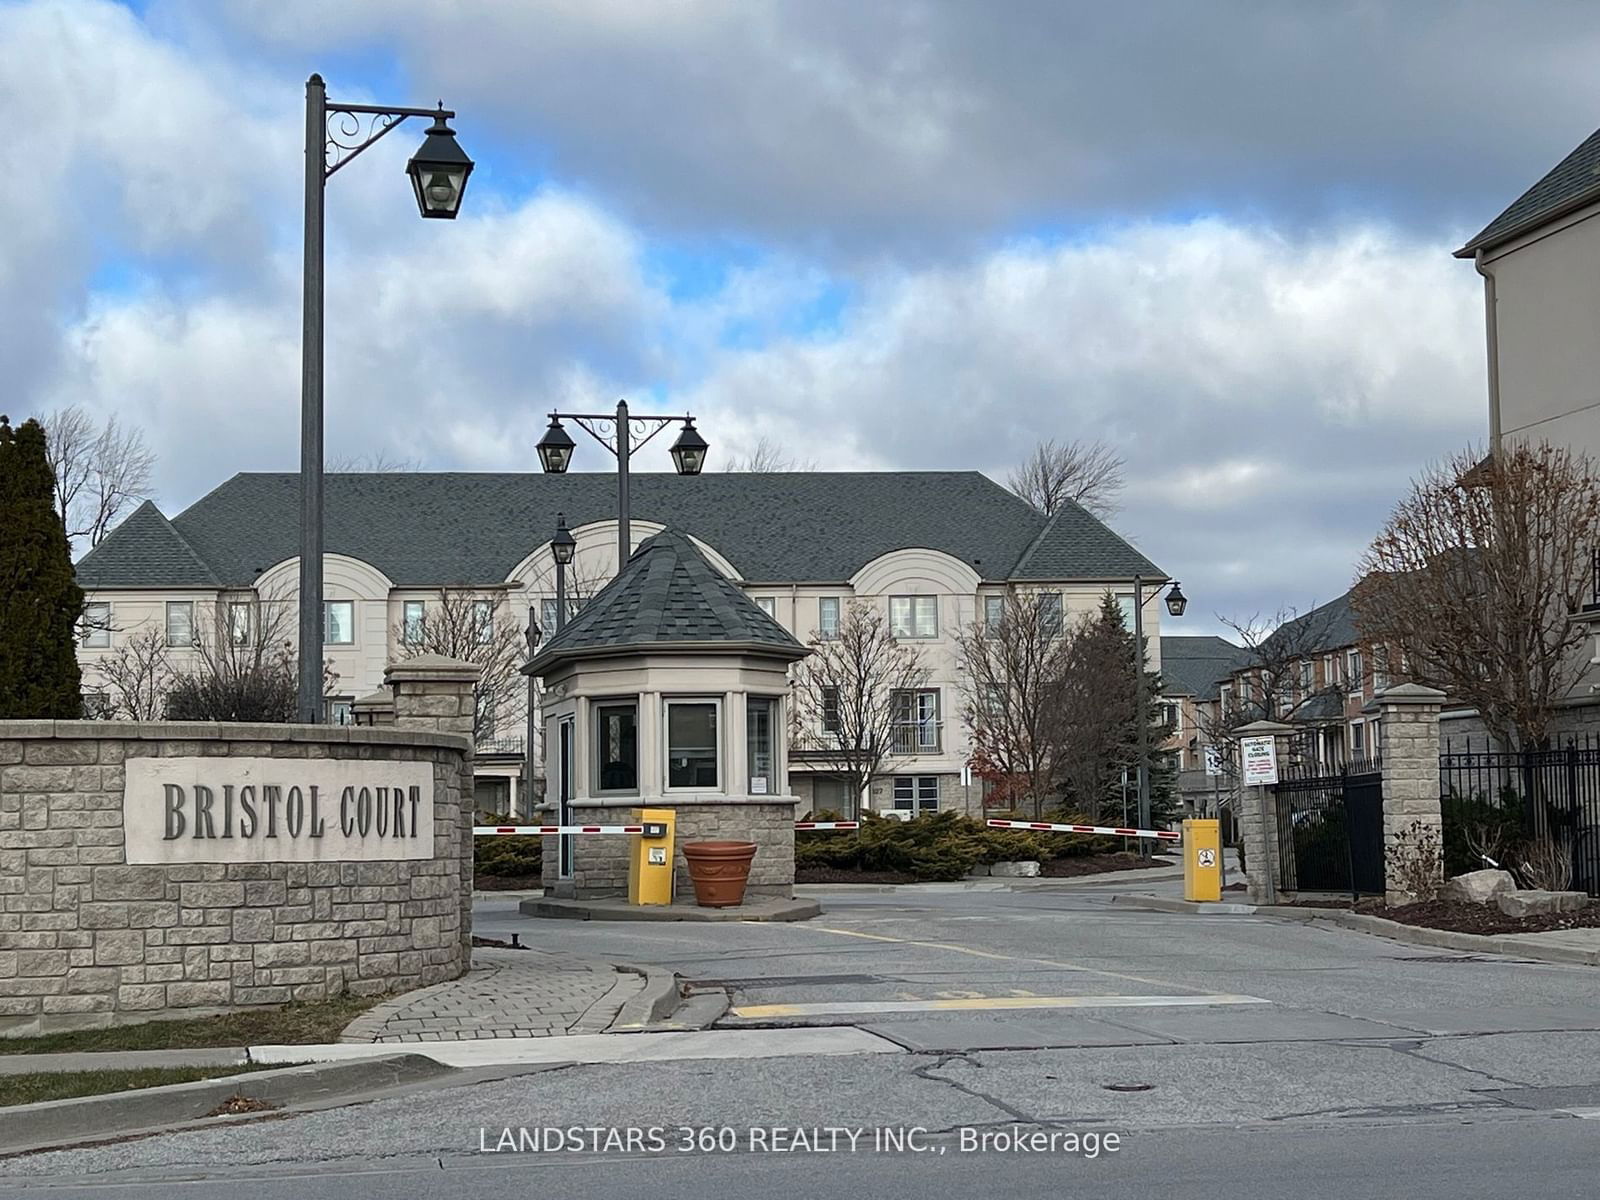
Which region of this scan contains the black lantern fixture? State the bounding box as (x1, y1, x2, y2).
(551, 512, 577, 565)
(669, 418, 709, 476)
(406, 107, 474, 219)
(1165, 580, 1188, 618)
(536, 417, 576, 474)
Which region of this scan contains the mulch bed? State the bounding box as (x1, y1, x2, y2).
(796, 852, 1174, 886)
(1291, 896, 1600, 935)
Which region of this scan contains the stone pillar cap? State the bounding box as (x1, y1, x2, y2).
(1230, 719, 1297, 737)
(352, 689, 395, 709)
(1372, 682, 1447, 705)
(384, 655, 482, 684)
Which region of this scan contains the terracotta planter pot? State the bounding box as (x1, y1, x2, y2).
(682, 841, 758, 908)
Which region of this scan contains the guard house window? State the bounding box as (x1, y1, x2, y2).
(756, 597, 776, 617)
(1037, 591, 1064, 637)
(595, 701, 639, 792)
(820, 686, 841, 735)
(983, 594, 1004, 633)
(747, 697, 776, 795)
(402, 600, 426, 646)
(818, 597, 841, 639)
(893, 776, 939, 812)
(472, 599, 494, 646)
(228, 601, 253, 646)
(81, 602, 110, 648)
(323, 601, 354, 646)
(166, 601, 195, 648)
(890, 595, 937, 638)
(666, 701, 719, 789)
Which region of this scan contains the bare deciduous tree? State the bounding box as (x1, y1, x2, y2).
(165, 593, 328, 722)
(42, 406, 156, 550)
(1354, 442, 1600, 749)
(91, 628, 171, 721)
(956, 588, 1073, 818)
(726, 435, 816, 473)
(1007, 438, 1125, 520)
(327, 451, 424, 472)
(790, 600, 928, 817)
(394, 590, 528, 743)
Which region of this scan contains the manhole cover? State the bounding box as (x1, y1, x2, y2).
(1103, 1083, 1154, 1093)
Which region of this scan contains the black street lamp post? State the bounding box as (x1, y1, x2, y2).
(536, 400, 707, 571)
(298, 74, 473, 723)
(1131, 575, 1188, 854)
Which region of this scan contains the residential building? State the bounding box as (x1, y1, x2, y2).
(73, 471, 1169, 818)
(1159, 634, 1252, 815)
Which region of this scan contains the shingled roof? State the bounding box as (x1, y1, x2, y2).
(1457, 124, 1600, 256)
(526, 529, 808, 672)
(76, 471, 1162, 589)
(1160, 635, 1252, 701)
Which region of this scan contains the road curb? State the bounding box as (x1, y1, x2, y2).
(611, 963, 682, 1030)
(0, 1053, 453, 1158)
(1109, 893, 1600, 965)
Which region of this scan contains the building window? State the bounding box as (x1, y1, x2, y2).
(814, 776, 854, 818)
(893, 775, 939, 812)
(166, 601, 195, 648)
(228, 601, 253, 647)
(326, 696, 354, 726)
(1300, 660, 1313, 692)
(595, 701, 639, 792)
(666, 700, 719, 789)
(81, 602, 111, 648)
(747, 697, 776, 795)
(820, 686, 841, 735)
(891, 688, 941, 753)
(473, 599, 494, 646)
(1160, 701, 1181, 733)
(983, 594, 1005, 633)
(1116, 594, 1137, 629)
(1346, 649, 1363, 689)
(980, 682, 1005, 718)
(81, 690, 112, 719)
(402, 600, 426, 646)
(323, 601, 354, 645)
(1323, 654, 1339, 686)
(1373, 645, 1390, 691)
(756, 596, 776, 617)
(476, 689, 496, 740)
(889, 595, 937, 638)
(540, 597, 577, 635)
(1350, 720, 1365, 754)
(1037, 591, 1064, 637)
(818, 597, 840, 639)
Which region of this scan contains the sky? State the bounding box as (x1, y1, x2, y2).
(6, 0, 1600, 633)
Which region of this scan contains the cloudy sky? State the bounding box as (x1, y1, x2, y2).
(7, 0, 1599, 630)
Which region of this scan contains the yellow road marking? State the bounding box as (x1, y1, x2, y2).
(806, 924, 1208, 994)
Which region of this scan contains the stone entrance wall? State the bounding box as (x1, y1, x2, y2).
(1, 668, 476, 1038)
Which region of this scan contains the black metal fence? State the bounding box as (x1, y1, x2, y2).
(1439, 735, 1600, 896)
(1273, 754, 1385, 898)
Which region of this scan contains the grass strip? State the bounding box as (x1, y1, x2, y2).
(1, 1063, 287, 1108)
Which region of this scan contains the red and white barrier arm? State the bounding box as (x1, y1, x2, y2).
(986, 819, 1181, 843)
(473, 824, 645, 836)
(794, 821, 861, 831)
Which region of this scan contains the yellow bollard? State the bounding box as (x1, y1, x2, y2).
(628, 808, 675, 906)
(1182, 818, 1222, 903)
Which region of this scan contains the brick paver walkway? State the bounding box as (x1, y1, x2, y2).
(340, 948, 643, 1043)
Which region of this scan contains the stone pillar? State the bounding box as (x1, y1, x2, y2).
(386, 656, 481, 962)
(351, 689, 395, 727)
(1231, 720, 1297, 906)
(1371, 683, 1447, 905)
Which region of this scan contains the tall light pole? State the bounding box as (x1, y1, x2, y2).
(535, 401, 707, 570)
(1132, 575, 1188, 853)
(298, 74, 473, 723)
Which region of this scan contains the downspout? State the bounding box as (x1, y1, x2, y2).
(1474, 249, 1503, 454)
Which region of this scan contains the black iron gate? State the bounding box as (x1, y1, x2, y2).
(1273, 756, 1385, 897)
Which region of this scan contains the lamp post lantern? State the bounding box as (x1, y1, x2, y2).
(1131, 574, 1188, 856)
(534, 400, 708, 572)
(298, 74, 473, 723)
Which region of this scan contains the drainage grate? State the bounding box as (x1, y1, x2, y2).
(693, 973, 887, 989)
(1390, 955, 1491, 963)
(1103, 1083, 1154, 1093)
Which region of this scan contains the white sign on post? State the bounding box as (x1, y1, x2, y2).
(1203, 745, 1223, 777)
(1240, 736, 1278, 787)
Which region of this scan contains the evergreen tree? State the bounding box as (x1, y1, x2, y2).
(0, 415, 85, 718)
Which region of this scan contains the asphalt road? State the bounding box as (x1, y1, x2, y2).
(5, 883, 1600, 1199)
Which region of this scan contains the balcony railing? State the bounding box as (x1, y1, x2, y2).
(890, 721, 942, 755)
(476, 735, 526, 757)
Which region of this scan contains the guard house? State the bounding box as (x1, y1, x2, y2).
(525, 529, 811, 901)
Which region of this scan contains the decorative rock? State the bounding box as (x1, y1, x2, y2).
(1443, 869, 1517, 905)
(1496, 889, 1590, 918)
(989, 861, 1041, 878)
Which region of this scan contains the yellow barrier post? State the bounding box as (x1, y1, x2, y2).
(628, 808, 675, 906)
(1182, 818, 1222, 903)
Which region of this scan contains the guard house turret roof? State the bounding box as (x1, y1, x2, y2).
(525, 529, 809, 674)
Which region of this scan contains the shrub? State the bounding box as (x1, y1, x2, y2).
(1385, 820, 1444, 903)
(474, 827, 543, 880)
(795, 811, 1125, 882)
(1441, 788, 1525, 876)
